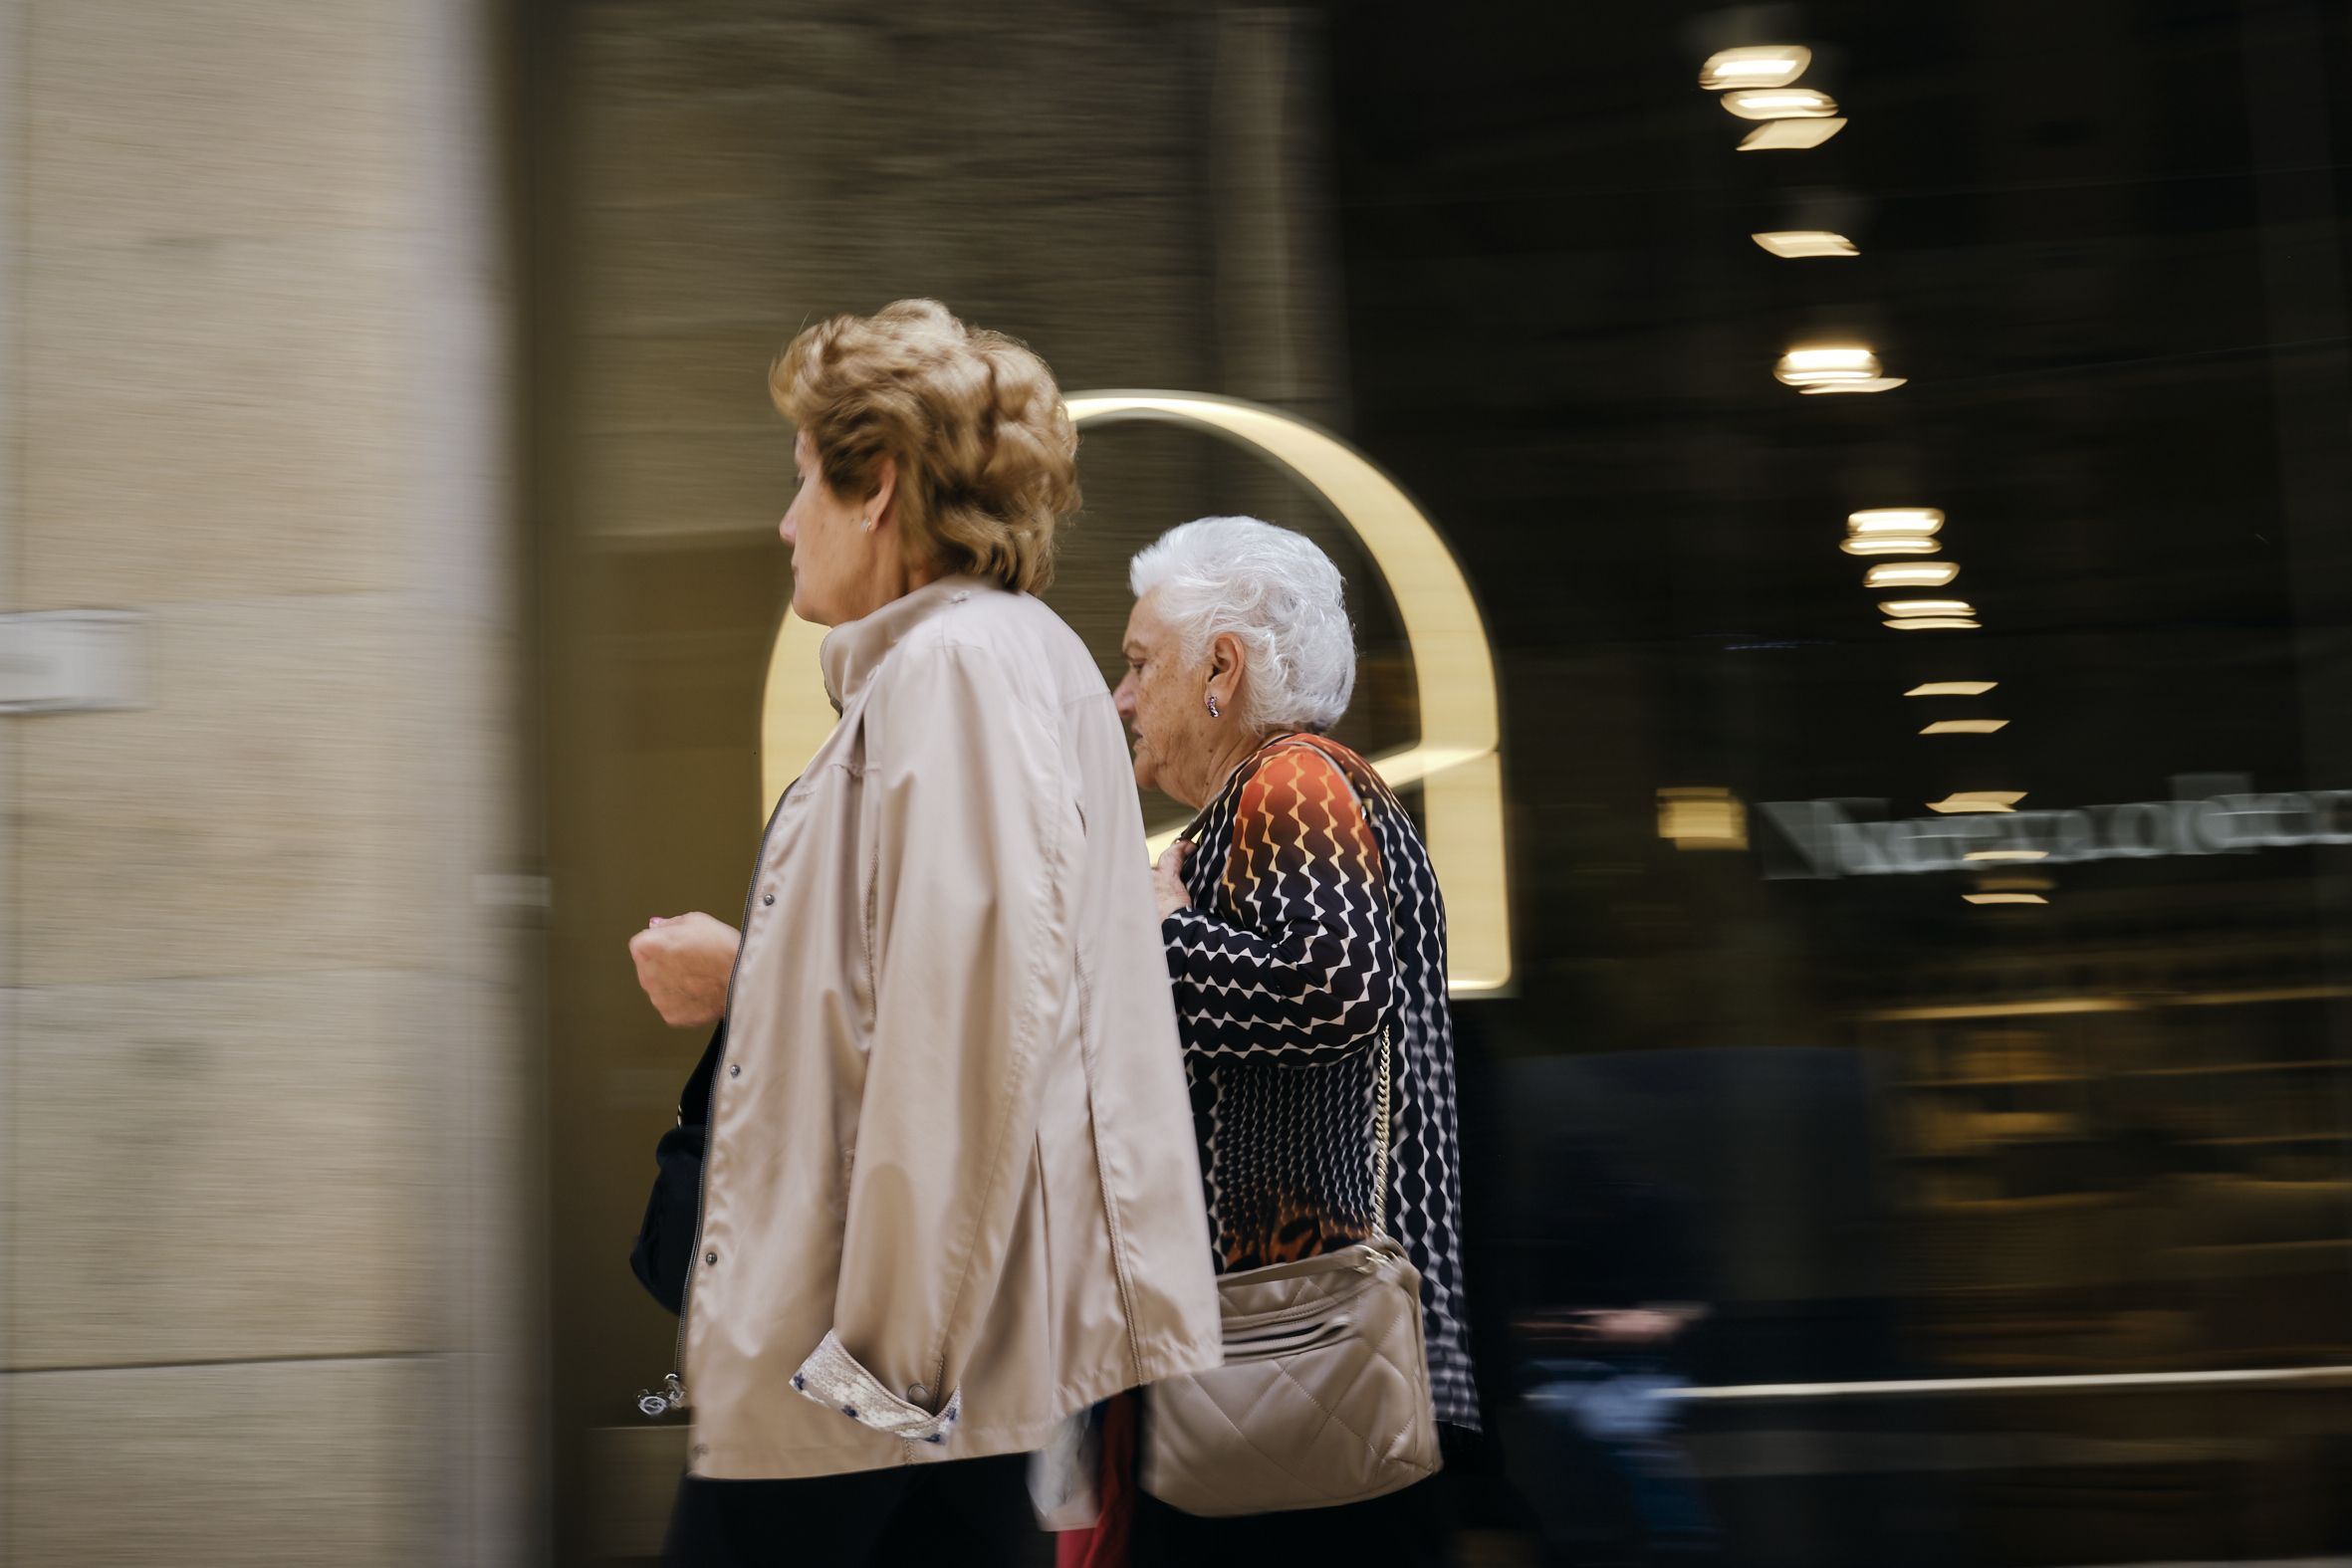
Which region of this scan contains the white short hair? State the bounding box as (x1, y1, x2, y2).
(1128, 516, 1357, 734)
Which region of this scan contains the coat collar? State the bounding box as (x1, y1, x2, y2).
(819, 573, 1001, 711)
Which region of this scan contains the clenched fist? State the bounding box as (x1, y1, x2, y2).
(628, 911, 742, 1028)
(1153, 839, 1195, 921)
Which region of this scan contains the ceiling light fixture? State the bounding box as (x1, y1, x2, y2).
(1965, 849, 2046, 862)
(1907, 681, 1996, 697)
(1723, 87, 1839, 120)
(1699, 46, 1812, 91)
(1966, 892, 2049, 905)
(1752, 230, 1859, 259)
(1850, 508, 1945, 535)
(1880, 599, 1976, 617)
(1840, 536, 1941, 557)
(1799, 377, 1908, 394)
(1865, 561, 1959, 587)
(1776, 345, 1881, 387)
(1738, 118, 1848, 151)
(1921, 719, 2009, 735)
(1883, 617, 1981, 630)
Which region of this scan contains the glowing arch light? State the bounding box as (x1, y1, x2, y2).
(764, 389, 1512, 994)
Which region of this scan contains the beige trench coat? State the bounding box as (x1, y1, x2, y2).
(683, 576, 1221, 1479)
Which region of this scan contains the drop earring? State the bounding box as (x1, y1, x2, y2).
(1205, 692, 1221, 719)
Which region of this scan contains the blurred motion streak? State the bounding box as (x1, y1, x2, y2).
(1658, 786, 1751, 850)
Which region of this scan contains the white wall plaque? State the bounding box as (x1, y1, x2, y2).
(0, 610, 148, 714)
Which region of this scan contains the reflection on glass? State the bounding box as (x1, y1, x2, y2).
(1697, 46, 1812, 91)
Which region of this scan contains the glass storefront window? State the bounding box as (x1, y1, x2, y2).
(532, 3, 2352, 1561)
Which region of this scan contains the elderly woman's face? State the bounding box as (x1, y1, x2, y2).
(1113, 590, 1203, 800)
(779, 431, 889, 627)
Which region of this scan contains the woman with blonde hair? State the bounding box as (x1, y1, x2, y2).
(628, 301, 1220, 1565)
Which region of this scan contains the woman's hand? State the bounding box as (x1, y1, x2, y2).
(1153, 840, 1195, 921)
(628, 912, 742, 1028)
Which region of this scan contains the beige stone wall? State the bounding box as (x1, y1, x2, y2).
(0, 3, 535, 1564)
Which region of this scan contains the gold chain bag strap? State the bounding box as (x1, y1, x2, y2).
(1139, 1020, 1442, 1516)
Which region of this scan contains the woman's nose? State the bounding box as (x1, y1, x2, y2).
(1112, 677, 1136, 718)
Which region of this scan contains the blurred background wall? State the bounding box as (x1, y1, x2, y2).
(0, 2, 538, 1564)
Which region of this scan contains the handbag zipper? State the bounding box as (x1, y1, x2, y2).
(637, 781, 799, 1420)
(1215, 1243, 1397, 1335)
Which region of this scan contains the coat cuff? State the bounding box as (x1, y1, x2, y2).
(789, 1330, 962, 1446)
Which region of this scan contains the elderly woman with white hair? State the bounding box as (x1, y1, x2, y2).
(1110, 516, 1476, 1563)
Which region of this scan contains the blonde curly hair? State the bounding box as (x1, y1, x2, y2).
(770, 300, 1080, 595)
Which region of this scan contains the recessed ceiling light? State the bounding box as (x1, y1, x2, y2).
(1884, 617, 1981, 630)
(1752, 230, 1859, 259)
(1907, 681, 1996, 696)
(1880, 599, 1976, 617)
(1799, 378, 1909, 395)
(1776, 345, 1881, 387)
(1799, 378, 1909, 394)
(1866, 561, 1959, 587)
(1966, 892, 2049, 905)
(1738, 118, 1848, 151)
(1921, 719, 2009, 735)
(1850, 508, 1945, 535)
(1841, 536, 1941, 557)
(1699, 47, 1812, 91)
(1723, 87, 1839, 120)
(1964, 848, 2045, 861)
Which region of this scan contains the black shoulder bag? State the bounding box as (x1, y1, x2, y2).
(628, 1020, 724, 1314)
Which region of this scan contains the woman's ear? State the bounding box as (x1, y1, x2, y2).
(866, 452, 900, 533)
(1208, 630, 1247, 699)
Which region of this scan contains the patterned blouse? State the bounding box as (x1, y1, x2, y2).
(1162, 732, 1478, 1430)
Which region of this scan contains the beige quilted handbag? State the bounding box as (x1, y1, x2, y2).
(1139, 1030, 1442, 1516)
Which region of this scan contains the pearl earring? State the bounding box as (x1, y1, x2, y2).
(857, 516, 875, 533)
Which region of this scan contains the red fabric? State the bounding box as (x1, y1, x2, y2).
(1056, 1393, 1138, 1568)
